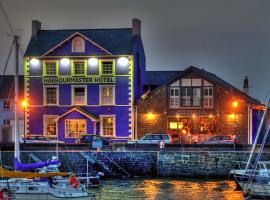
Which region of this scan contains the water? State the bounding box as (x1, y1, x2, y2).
(92, 178, 244, 200)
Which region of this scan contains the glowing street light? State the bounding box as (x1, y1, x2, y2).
(232, 101, 238, 108)
(21, 100, 28, 108)
(21, 100, 28, 145)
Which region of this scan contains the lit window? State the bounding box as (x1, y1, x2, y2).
(204, 87, 214, 108)
(72, 37, 85, 53)
(169, 122, 178, 130)
(44, 86, 58, 105)
(3, 100, 11, 110)
(169, 87, 180, 108)
(44, 61, 57, 76)
(73, 61, 85, 76)
(65, 119, 86, 138)
(101, 116, 114, 137)
(44, 115, 58, 137)
(100, 85, 115, 105)
(72, 86, 86, 105)
(101, 61, 114, 75)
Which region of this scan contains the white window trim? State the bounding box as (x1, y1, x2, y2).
(72, 36, 85, 53)
(169, 88, 180, 109)
(43, 115, 58, 138)
(64, 119, 87, 138)
(43, 85, 59, 106)
(100, 115, 116, 138)
(204, 87, 214, 108)
(71, 85, 87, 105)
(99, 85, 115, 106)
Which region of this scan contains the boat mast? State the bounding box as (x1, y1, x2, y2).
(14, 35, 20, 162)
(0, 2, 21, 163)
(244, 97, 270, 173)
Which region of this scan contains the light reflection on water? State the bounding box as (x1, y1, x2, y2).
(93, 178, 243, 200)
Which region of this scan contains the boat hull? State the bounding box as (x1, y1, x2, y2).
(15, 193, 91, 200)
(239, 182, 270, 197)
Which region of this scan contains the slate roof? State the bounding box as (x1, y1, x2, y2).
(25, 29, 136, 56)
(145, 71, 182, 86)
(0, 75, 24, 99)
(146, 66, 262, 105)
(186, 66, 262, 105)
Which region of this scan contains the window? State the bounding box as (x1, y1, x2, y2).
(100, 85, 115, 105)
(65, 119, 86, 138)
(204, 87, 214, 108)
(72, 37, 85, 52)
(3, 100, 11, 110)
(3, 119, 10, 126)
(101, 116, 115, 137)
(44, 86, 58, 105)
(72, 86, 87, 105)
(44, 61, 57, 76)
(169, 88, 180, 108)
(73, 61, 85, 76)
(181, 87, 192, 107)
(44, 115, 58, 137)
(193, 88, 201, 107)
(101, 61, 114, 75)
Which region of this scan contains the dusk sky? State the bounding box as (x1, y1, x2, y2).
(0, 0, 269, 101)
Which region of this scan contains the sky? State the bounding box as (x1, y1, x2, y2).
(0, 0, 269, 101)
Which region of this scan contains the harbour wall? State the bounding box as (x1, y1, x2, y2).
(1, 151, 268, 177)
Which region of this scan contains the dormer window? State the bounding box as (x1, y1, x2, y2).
(72, 36, 85, 52)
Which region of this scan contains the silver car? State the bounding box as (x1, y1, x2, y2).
(198, 135, 239, 144)
(128, 133, 172, 144)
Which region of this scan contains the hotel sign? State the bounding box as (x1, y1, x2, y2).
(43, 76, 115, 84)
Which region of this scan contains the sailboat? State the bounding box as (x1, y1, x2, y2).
(233, 95, 270, 199)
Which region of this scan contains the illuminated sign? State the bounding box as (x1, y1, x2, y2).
(43, 76, 115, 84)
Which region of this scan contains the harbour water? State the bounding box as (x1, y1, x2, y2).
(92, 178, 244, 200)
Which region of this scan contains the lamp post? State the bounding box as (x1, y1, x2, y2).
(21, 100, 28, 145)
(232, 101, 238, 150)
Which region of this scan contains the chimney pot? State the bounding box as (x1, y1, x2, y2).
(243, 76, 249, 95)
(32, 20, 41, 38)
(132, 18, 141, 36)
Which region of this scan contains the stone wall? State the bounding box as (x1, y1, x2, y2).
(2, 151, 270, 178)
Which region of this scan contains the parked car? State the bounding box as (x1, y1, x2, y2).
(19, 135, 48, 144)
(75, 134, 112, 145)
(198, 135, 239, 144)
(45, 136, 65, 144)
(127, 133, 173, 144)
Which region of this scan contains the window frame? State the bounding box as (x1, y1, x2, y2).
(43, 60, 58, 76)
(65, 119, 87, 138)
(3, 100, 11, 110)
(71, 60, 87, 76)
(169, 87, 180, 108)
(71, 85, 87, 105)
(43, 115, 58, 138)
(203, 87, 214, 108)
(43, 85, 59, 106)
(100, 60, 115, 76)
(99, 85, 115, 106)
(100, 115, 116, 138)
(71, 36, 85, 53)
(3, 119, 11, 126)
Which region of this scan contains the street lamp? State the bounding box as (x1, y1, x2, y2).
(21, 100, 28, 145)
(232, 101, 238, 149)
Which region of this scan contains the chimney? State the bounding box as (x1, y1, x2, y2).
(32, 20, 41, 38)
(132, 18, 141, 36)
(243, 76, 249, 95)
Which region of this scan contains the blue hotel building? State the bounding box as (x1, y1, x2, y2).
(24, 19, 145, 143)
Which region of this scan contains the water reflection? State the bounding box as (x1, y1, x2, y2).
(93, 178, 243, 200)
